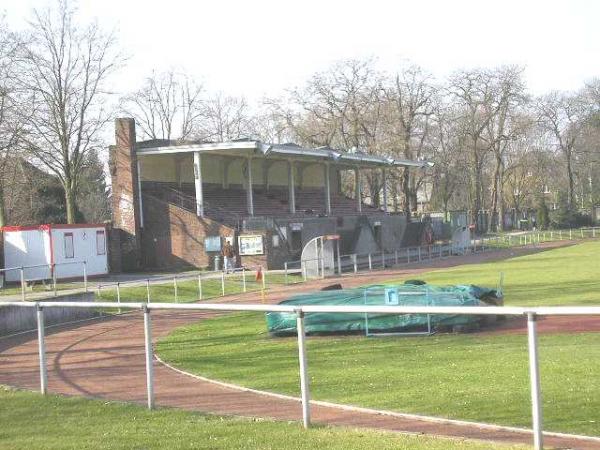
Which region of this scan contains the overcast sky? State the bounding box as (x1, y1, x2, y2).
(3, 0, 600, 101)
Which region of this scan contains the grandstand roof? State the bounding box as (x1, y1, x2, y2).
(135, 139, 432, 169)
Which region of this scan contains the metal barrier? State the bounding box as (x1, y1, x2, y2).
(4, 300, 600, 450)
(0, 260, 90, 301)
(284, 227, 600, 281)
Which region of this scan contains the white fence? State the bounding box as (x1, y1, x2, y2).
(284, 227, 600, 281)
(4, 301, 600, 450)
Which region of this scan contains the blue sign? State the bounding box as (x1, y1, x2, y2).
(204, 236, 222, 252)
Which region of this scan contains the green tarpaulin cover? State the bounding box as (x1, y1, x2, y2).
(266, 283, 501, 336)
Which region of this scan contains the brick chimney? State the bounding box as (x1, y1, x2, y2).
(109, 118, 141, 270)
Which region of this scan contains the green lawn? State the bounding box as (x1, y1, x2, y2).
(0, 387, 524, 450)
(156, 241, 600, 436)
(395, 240, 600, 306)
(97, 273, 300, 304)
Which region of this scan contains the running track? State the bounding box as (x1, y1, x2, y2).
(2, 242, 600, 449)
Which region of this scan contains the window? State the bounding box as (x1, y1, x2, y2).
(96, 230, 106, 255)
(64, 233, 74, 259)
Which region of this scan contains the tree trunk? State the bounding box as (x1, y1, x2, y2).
(469, 148, 482, 232)
(566, 155, 574, 209)
(489, 154, 502, 232)
(0, 185, 5, 227)
(402, 168, 411, 222)
(65, 184, 76, 224)
(498, 163, 505, 231)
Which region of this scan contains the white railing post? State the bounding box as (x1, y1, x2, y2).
(353, 254, 357, 273)
(368, 253, 372, 270)
(527, 312, 543, 450)
(418, 246, 422, 262)
(221, 271, 225, 296)
(197, 274, 203, 300)
(83, 261, 88, 293)
(173, 277, 178, 302)
(116, 282, 122, 313)
(20, 267, 26, 301)
(143, 305, 154, 410)
(302, 263, 307, 282)
(381, 251, 385, 269)
(394, 250, 398, 265)
(51, 264, 57, 297)
(261, 268, 266, 290)
(569, 228, 572, 240)
(146, 279, 151, 303)
(284, 262, 289, 284)
(296, 309, 311, 428)
(407, 248, 410, 264)
(36, 304, 47, 395)
(242, 268, 247, 292)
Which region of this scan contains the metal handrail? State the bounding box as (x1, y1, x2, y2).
(5, 300, 600, 450)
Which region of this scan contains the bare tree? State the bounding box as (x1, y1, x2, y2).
(194, 93, 253, 142)
(536, 91, 587, 209)
(449, 68, 507, 230)
(271, 59, 385, 204)
(428, 102, 467, 218)
(383, 65, 434, 218)
(120, 70, 203, 141)
(0, 19, 25, 226)
(483, 66, 527, 231)
(18, 0, 121, 223)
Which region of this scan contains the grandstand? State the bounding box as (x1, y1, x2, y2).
(109, 118, 431, 271)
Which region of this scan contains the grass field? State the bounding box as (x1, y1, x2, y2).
(0, 387, 526, 450)
(394, 240, 600, 306)
(96, 272, 301, 304)
(156, 241, 600, 436)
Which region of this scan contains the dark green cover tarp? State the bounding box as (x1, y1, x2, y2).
(265, 284, 500, 336)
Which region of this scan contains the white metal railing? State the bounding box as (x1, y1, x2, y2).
(0, 260, 89, 301)
(283, 226, 600, 282)
(4, 301, 600, 449)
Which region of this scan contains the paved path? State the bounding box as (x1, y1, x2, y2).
(2, 242, 600, 449)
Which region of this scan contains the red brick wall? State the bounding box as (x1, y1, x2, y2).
(109, 118, 141, 270)
(142, 194, 237, 269)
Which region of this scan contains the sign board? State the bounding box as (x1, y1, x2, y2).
(204, 236, 222, 252)
(238, 235, 264, 256)
(384, 287, 399, 305)
(290, 223, 303, 231)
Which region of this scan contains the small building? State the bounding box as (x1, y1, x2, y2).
(2, 224, 109, 282)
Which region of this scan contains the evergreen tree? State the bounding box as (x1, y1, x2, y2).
(536, 195, 550, 230)
(76, 150, 110, 224)
(550, 191, 575, 228)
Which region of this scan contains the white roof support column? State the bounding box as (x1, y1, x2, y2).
(222, 157, 230, 189)
(288, 160, 296, 214)
(193, 151, 204, 217)
(246, 157, 254, 216)
(136, 159, 144, 228)
(382, 168, 388, 213)
(324, 162, 331, 215)
(355, 167, 362, 213)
